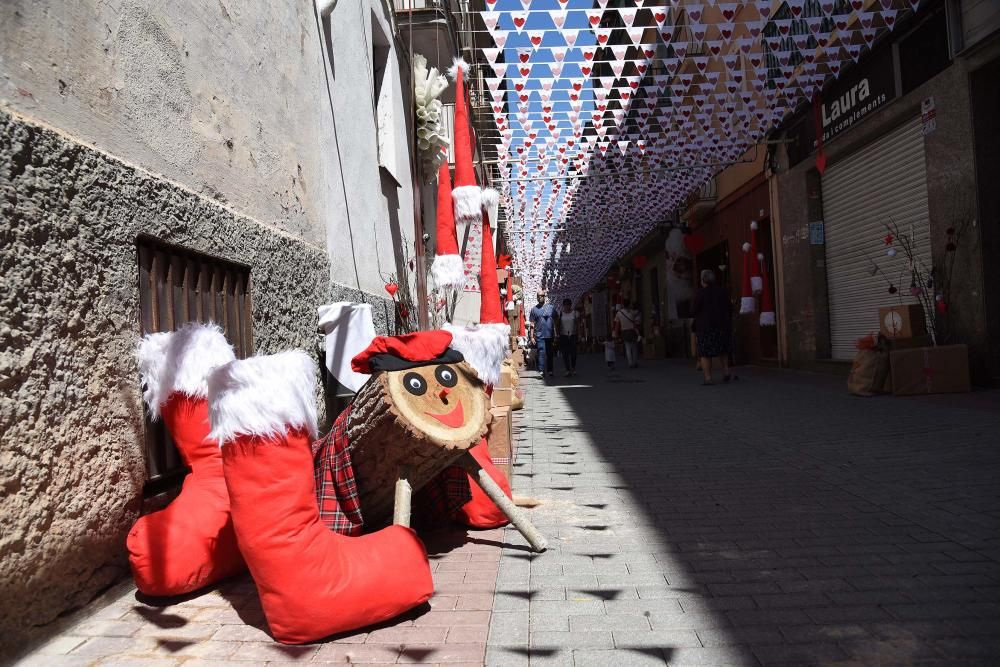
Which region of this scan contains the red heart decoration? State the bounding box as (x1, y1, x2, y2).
(513, 16, 526, 28)
(654, 12, 666, 22)
(580, 67, 591, 76)
(518, 52, 530, 63)
(530, 35, 542, 46)
(384, 282, 399, 297)
(573, 82, 583, 91)
(589, 15, 600, 26)
(597, 33, 609, 44)
(515, 82, 524, 91)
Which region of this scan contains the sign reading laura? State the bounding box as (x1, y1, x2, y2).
(787, 44, 897, 167)
(819, 79, 890, 142)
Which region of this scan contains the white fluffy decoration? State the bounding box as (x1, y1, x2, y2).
(207, 350, 318, 445)
(453, 185, 483, 224)
(740, 296, 757, 315)
(760, 311, 776, 326)
(414, 54, 450, 182)
(432, 253, 466, 290)
(136, 322, 235, 419)
(751, 276, 763, 294)
(444, 322, 510, 387)
(481, 188, 500, 228)
(741, 242, 752, 252)
(750, 220, 759, 230)
(447, 57, 470, 81)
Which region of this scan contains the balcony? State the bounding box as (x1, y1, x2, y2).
(684, 178, 718, 222)
(394, 0, 459, 76)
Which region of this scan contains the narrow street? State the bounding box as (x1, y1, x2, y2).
(488, 355, 1000, 666)
(14, 356, 1000, 666)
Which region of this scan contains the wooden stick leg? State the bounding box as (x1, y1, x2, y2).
(459, 453, 548, 552)
(393, 467, 412, 528)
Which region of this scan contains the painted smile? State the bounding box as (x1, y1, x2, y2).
(425, 400, 465, 428)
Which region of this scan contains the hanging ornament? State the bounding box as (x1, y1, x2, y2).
(888, 285, 897, 294)
(385, 282, 399, 297)
(887, 247, 898, 258)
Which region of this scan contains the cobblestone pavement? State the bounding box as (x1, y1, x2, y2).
(487, 356, 1000, 666)
(15, 528, 504, 666)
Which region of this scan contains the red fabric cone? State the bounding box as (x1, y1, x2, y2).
(449, 59, 481, 224)
(519, 308, 526, 337)
(750, 222, 763, 294)
(739, 242, 756, 315)
(760, 255, 776, 326)
(479, 209, 504, 325)
(432, 162, 464, 289)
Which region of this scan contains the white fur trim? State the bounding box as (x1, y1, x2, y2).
(750, 220, 759, 230)
(742, 242, 752, 252)
(760, 311, 776, 326)
(136, 322, 235, 419)
(444, 323, 510, 387)
(432, 254, 466, 290)
(739, 296, 757, 315)
(207, 350, 318, 445)
(453, 185, 483, 224)
(448, 58, 469, 81)
(751, 276, 763, 294)
(481, 188, 499, 210)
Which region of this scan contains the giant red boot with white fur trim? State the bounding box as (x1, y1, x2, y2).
(128, 323, 245, 596)
(209, 350, 433, 644)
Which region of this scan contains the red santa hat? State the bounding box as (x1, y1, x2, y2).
(350, 330, 465, 374)
(431, 161, 465, 289)
(759, 255, 776, 326)
(444, 190, 510, 386)
(750, 221, 763, 295)
(449, 58, 482, 225)
(739, 242, 756, 315)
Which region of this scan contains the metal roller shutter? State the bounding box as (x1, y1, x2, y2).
(822, 118, 933, 360)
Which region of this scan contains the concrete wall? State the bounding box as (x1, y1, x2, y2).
(0, 0, 417, 302)
(773, 49, 994, 377)
(0, 0, 415, 657)
(0, 111, 334, 658)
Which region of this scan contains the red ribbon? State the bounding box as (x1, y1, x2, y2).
(813, 92, 827, 175)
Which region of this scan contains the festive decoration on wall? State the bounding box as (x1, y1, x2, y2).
(432, 162, 466, 290)
(413, 55, 450, 181)
(750, 221, 763, 295)
(473, 1, 924, 302)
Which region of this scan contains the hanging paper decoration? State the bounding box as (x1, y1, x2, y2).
(412, 55, 450, 181)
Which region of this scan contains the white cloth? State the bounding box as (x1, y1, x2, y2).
(604, 340, 616, 362)
(317, 302, 376, 393)
(559, 311, 576, 336)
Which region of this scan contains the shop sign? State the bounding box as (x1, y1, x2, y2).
(809, 221, 825, 245)
(789, 46, 897, 167)
(921, 96, 937, 135)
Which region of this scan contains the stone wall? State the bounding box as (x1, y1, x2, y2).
(0, 110, 397, 660)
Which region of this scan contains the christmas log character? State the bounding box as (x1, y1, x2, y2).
(347, 331, 547, 552)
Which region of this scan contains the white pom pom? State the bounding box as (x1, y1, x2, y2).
(742, 242, 752, 252)
(750, 220, 759, 230)
(447, 58, 469, 81)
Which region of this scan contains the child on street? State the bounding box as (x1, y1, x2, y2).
(603, 337, 616, 371)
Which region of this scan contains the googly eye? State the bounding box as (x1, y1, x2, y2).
(435, 365, 458, 388)
(403, 372, 427, 396)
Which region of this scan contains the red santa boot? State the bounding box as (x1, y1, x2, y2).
(455, 439, 513, 529)
(128, 323, 245, 596)
(210, 350, 433, 644)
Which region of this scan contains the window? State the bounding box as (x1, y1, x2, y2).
(136, 237, 253, 493)
(371, 15, 401, 184)
(898, 3, 951, 95)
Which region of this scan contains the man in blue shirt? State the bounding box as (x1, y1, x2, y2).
(529, 290, 558, 378)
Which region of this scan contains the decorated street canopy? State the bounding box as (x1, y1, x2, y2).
(472, 0, 921, 301)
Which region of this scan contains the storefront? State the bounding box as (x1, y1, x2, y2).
(771, 2, 999, 381)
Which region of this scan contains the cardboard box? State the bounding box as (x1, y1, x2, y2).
(511, 349, 525, 368)
(886, 334, 932, 351)
(890, 344, 970, 396)
(879, 304, 927, 339)
(487, 406, 514, 481)
(491, 387, 514, 408)
(498, 365, 514, 389)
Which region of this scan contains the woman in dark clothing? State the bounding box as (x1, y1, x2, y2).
(690, 269, 734, 385)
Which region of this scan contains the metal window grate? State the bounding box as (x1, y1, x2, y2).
(136, 236, 253, 492)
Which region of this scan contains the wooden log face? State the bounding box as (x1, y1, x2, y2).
(384, 361, 489, 446)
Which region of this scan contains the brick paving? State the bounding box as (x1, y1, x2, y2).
(15, 357, 1000, 666)
(15, 528, 504, 666)
(487, 356, 1000, 666)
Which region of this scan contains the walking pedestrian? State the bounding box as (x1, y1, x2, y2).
(528, 290, 557, 378)
(690, 269, 735, 385)
(615, 299, 641, 369)
(603, 336, 616, 371)
(557, 298, 578, 376)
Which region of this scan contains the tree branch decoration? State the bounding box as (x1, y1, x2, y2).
(867, 203, 974, 346)
(413, 54, 449, 182)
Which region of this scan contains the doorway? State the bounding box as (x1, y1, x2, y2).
(971, 56, 1000, 380)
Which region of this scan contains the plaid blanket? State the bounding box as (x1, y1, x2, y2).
(312, 407, 364, 536)
(412, 464, 472, 527)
